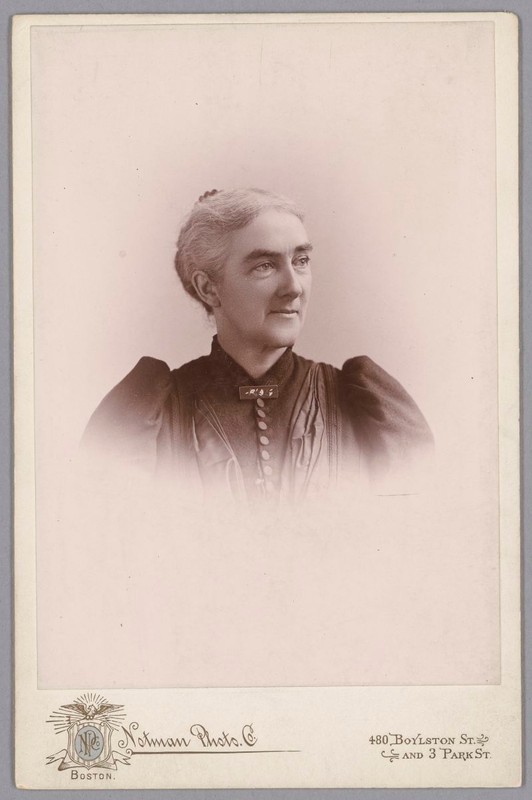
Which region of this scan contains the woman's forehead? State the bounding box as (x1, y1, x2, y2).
(226, 208, 310, 260)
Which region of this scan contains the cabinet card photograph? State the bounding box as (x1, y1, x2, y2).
(13, 11, 520, 789)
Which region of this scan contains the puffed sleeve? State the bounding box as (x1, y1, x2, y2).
(81, 356, 173, 471)
(341, 356, 434, 487)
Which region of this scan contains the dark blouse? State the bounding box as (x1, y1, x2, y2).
(82, 337, 433, 502)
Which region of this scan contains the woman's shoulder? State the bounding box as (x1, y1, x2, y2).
(95, 356, 172, 418)
(340, 354, 417, 404)
(80, 357, 170, 453)
(81, 353, 214, 476)
(337, 354, 434, 447)
(84, 351, 213, 428)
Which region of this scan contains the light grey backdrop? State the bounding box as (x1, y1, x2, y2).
(2, 0, 530, 798)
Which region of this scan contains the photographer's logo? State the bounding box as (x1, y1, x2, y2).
(46, 694, 130, 772)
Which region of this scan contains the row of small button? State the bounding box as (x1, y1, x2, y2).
(255, 397, 275, 492)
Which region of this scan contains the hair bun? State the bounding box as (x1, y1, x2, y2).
(197, 189, 220, 203)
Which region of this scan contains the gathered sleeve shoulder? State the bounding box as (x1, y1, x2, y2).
(81, 356, 173, 469)
(340, 355, 434, 483)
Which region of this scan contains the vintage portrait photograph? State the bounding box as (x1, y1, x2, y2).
(13, 11, 520, 789)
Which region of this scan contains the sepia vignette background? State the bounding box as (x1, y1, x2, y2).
(30, 19, 500, 689)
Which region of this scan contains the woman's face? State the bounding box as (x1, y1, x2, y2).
(212, 208, 313, 352)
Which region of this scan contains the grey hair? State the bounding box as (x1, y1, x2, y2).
(174, 188, 305, 313)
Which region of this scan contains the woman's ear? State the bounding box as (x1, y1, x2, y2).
(191, 270, 221, 309)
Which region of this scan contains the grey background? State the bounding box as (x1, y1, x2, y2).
(1, 0, 529, 798)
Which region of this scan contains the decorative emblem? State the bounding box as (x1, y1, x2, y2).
(381, 748, 401, 762)
(239, 385, 279, 399)
(46, 693, 130, 771)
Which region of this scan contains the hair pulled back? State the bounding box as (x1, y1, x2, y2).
(174, 188, 304, 313)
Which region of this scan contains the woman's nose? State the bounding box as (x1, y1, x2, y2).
(277, 262, 303, 297)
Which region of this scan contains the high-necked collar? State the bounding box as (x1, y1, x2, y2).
(208, 335, 295, 389)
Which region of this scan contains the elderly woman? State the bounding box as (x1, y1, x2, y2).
(83, 188, 433, 501)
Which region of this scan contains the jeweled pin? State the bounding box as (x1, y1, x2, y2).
(239, 385, 279, 400)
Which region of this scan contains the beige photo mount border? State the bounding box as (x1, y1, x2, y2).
(12, 11, 520, 789)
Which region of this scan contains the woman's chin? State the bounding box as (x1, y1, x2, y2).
(263, 329, 301, 349)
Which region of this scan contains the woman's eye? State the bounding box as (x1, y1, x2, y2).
(253, 262, 274, 273)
